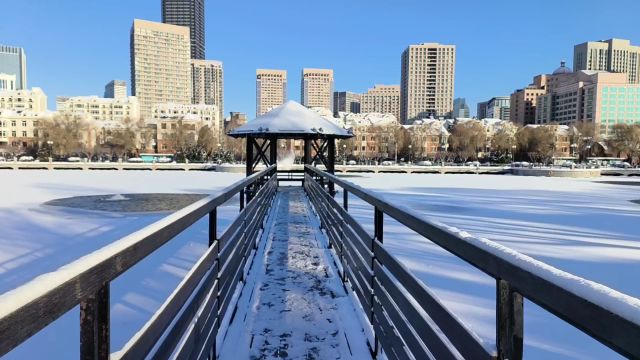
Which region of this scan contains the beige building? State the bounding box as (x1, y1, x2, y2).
(130, 19, 192, 120)
(535, 68, 640, 136)
(510, 75, 548, 125)
(0, 87, 47, 113)
(256, 69, 287, 116)
(152, 103, 220, 153)
(57, 96, 140, 122)
(361, 85, 400, 121)
(191, 59, 224, 122)
(0, 109, 52, 151)
(574, 38, 640, 84)
(400, 43, 456, 123)
(301, 68, 333, 111)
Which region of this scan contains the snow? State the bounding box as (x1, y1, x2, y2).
(229, 100, 351, 138)
(343, 174, 640, 360)
(219, 188, 370, 359)
(1, 170, 639, 359)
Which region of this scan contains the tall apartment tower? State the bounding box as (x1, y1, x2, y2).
(162, 0, 205, 59)
(130, 19, 192, 120)
(361, 85, 401, 121)
(333, 91, 361, 115)
(574, 38, 640, 84)
(256, 69, 287, 116)
(400, 43, 456, 123)
(191, 59, 223, 121)
(301, 68, 334, 111)
(104, 80, 127, 99)
(0, 45, 27, 90)
(452, 98, 470, 118)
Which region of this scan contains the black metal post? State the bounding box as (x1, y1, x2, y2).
(269, 137, 277, 166)
(304, 139, 312, 165)
(209, 207, 217, 247)
(343, 189, 348, 211)
(327, 138, 336, 196)
(497, 279, 524, 360)
(80, 283, 110, 360)
(245, 137, 254, 177)
(240, 189, 245, 211)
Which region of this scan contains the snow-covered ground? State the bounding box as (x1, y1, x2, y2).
(344, 174, 640, 360)
(1, 170, 638, 359)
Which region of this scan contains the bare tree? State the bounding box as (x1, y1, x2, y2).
(608, 124, 640, 165)
(516, 126, 555, 165)
(37, 114, 88, 157)
(449, 121, 486, 162)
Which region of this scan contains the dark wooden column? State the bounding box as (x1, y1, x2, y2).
(269, 137, 277, 166)
(245, 137, 254, 177)
(327, 138, 336, 196)
(304, 139, 312, 165)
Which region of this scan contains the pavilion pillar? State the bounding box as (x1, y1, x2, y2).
(304, 139, 312, 165)
(269, 138, 277, 166)
(246, 137, 254, 177)
(327, 138, 336, 196)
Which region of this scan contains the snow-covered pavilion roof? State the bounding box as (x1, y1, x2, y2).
(228, 100, 353, 139)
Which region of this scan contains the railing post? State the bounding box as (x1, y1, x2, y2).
(497, 279, 524, 360)
(80, 283, 110, 360)
(371, 207, 383, 356)
(374, 207, 383, 243)
(240, 188, 245, 211)
(343, 189, 348, 211)
(209, 207, 217, 247)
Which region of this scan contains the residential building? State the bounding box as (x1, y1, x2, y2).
(0, 45, 27, 90)
(574, 38, 640, 84)
(485, 96, 511, 120)
(130, 19, 192, 120)
(535, 67, 640, 136)
(0, 87, 47, 113)
(162, 0, 205, 59)
(256, 69, 287, 116)
(405, 119, 450, 158)
(452, 98, 470, 118)
(0, 109, 52, 151)
(360, 85, 400, 121)
(301, 68, 334, 111)
(510, 75, 548, 125)
(226, 111, 248, 132)
(333, 91, 361, 115)
(191, 59, 224, 122)
(400, 43, 456, 123)
(0, 73, 16, 91)
(104, 80, 127, 99)
(152, 103, 219, 153)
(57, 96, 140, 121)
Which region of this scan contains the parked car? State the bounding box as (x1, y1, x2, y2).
(561, 161, 575, 168)
(416, 160, 433, 166)
(66, 156, 82, 162)
(0, 156, 6, 162)
(127, 157, 143, 163)
(612, 161, 632, 169)
(156, 157, 172, 163)
(511, 161, 530, 168)
(465, 161, 480, 167)
(347, 160, 357, 165)
(18, 156, 34, 162)
(381, 160, 394, 166)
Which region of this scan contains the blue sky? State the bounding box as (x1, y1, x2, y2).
(2, 0, 639, 117)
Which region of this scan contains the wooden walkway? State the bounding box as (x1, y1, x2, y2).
(219, 188, 370, 359)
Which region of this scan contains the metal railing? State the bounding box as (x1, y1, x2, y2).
(0, 165, 278, 360)
(304, 165, 640, 360)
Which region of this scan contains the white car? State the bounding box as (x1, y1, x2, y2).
(347, 160, 357, 165)
(561, 161, 575, 168)
(416, 160, 433, 166)
(127, 157, 143, 163)
(156, 157, 172, 163)
(66, 156, 82, 162)
(0, 157, 6, 162)
(381, 160, 394, 166)
(18, 156, 34, 162)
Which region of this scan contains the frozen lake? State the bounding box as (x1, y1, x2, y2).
(0, 170, 638, 359)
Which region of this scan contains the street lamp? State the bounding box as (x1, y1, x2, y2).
(570, 143, 577, 160)
(217, 143, 222, 163)
(408, 144, 413, 165)
(47, 140, 53, 162)
(511, 144, 517, 162)
(342, 144, 346, 165)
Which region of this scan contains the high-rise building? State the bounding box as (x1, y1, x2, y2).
(301, 68, 334, 111)
(574, 38, 640, 84)
(486, 96, 511, 120)
(191, 59, 223, 123)
(162, 0, 205, 59)
(0, 73, 16, 91)
(510, 75, 548, 125)
(535, 66, 640, 136)
(333, 91, 361, 115)
(130, 19, 192, 120)
(400, 43, 456, 123)
(104, 80, 127, 99)
(0, 45, 27, 90)
(476, 101, 488, 119)
(360, 85, 400, 121)
(256, 69, 287, 116)
(452, 98, 470, 118)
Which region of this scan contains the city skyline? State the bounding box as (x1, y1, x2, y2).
(1, 0, 640, 118)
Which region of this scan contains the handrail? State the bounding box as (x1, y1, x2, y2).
(0, 165, 277, 359)
(304, 164, 640, 359)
